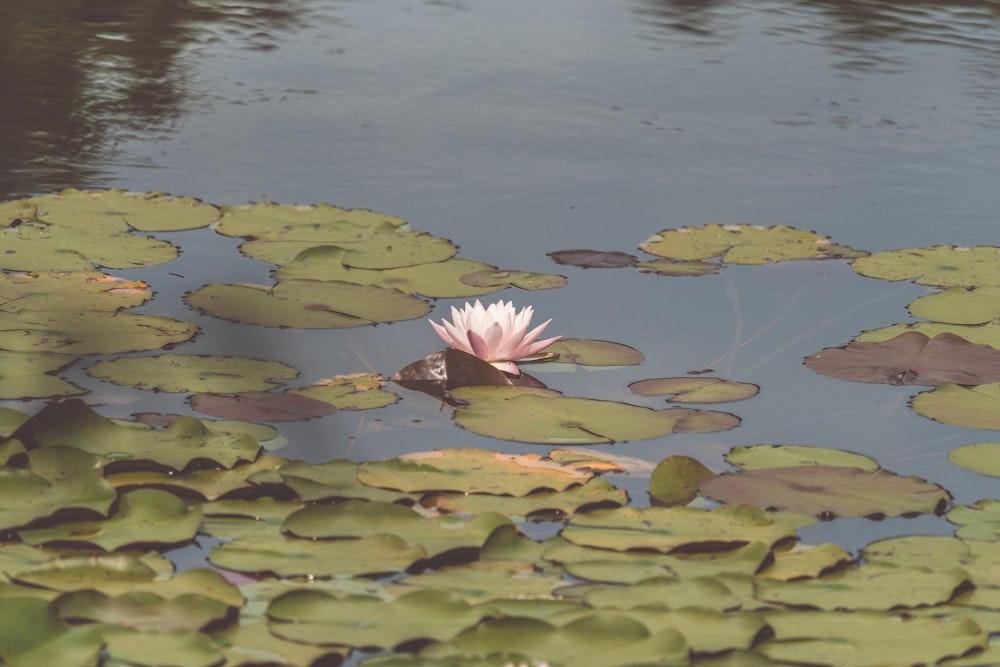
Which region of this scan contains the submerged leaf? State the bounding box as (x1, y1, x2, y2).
(547, 249, 638, 269)
(804, 331, 1000, 386)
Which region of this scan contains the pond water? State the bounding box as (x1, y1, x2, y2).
(3, 0, 1000, 558)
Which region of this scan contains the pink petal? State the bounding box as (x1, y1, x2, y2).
(515, 335, 561, 359)
(467, 329, 492, 361)
(491, 360, 522, 376)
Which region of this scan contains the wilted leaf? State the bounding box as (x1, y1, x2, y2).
(851, 245, 1000, 287)
(391, 349, 513, 401)
(911, 382, 1000, 430)
(698, 466, 951, 519)
(547, 249, 638, 269)
(629, 377, 759, 403)
(804, 331, 1000, 385)
(640, 224, 867, 264)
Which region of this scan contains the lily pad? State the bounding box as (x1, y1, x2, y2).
(698, 466, 951, 519)
(459, 268, 568, 291)
(188, 391, 339, 421)
(804, 331, 1000, 385)
(0, 351, 82, 399)
(912, 382, 1000, 430)
(452, 387, 738, 444)
(99, 626, 223, 667)
(639, 224, 867, 264)
(634, 258, 722, 276)
(725, 444, 880, 472)
(0, 310, 198, 354)
(949, 443, 1000, 479)
(856, 322, 1000, 349)
(18, 489, 202, 551)
(909, 286, 1000, 325)
(545, 339, 645, 366)
(649, 455, 715, 506)
(0, 220, 178, 271)
(10, 188, 221, 232)
(107, 454, 288, 501)
(391, 349, 513, 402)
(358, 449, 593, 496)
(0, 597, 103, 665)
(756, 543, 853, 581)
(424, 477, 629, 519)
(186, 279, 431, 328)
(947, 499, 1000, 541)
(54, 590, 230, 631)
(289, 373, 400, 410)
(547, 249, 638, 268)
(0, 270, 152, 312)
(629, 377, 759, 403)
(851, 245, 1000, 287)
(87, 353, 299, 393)
(214, 201, 406, 241)
(278, 459, 414, 504)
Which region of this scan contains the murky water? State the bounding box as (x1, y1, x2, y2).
(3, 0, 1000, 552)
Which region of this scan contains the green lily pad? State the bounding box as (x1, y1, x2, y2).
(649, 455, 716, 506)
(761, 610, 986, 665)
(0, 351, 82, 399)
(634, 258, 722, 276)
(0, 597, 103, 666)
(268, 589, 492, 649)
(288, 373, 400, 410)
(358, 448, 594, 495)
(10, 188, 220, 232)
(0, 220, 179, 271)
(0, 270, 152, 312)
(639, 224, 867, 264)
(561, 505, 798, 554)
(16, 400, 261, 471)
(211, 532, 428, 578)
(87, 353, 299, 393)
(856, 322, 1000, 349)
(0, 310, 198, 354)
(756, 543, 853, 581)
(18, 489, 202, 551)
(912, 382, 1000, 430)
(851, 245, 1000, 287)
(186, 279, 431, 328)
(0, 446, 116, 531)
(278, 459, 414, 504)
(424, 477, 629, 519)
(99, 626, 223, 667)
(276, 246, 502, 297)
(397, 559, 567, 603)
(451, 387, 738, 445)
(947, 499, 1000, 541)
(629, 377, 759, 403)
(543, 338, 644, 366)
(215, 201, 406, 240)
(459, 268, 569, 291)
(54, 590, 230, 631)
(699, 466, 951, 519)
(106, 453, 287, 501)
(216, 621, 348, 667)
(282, 500, 513, 560)
(949, 443, 1000, 479)
(909, 286, 1000, 325)
(725, 444, 880, 472)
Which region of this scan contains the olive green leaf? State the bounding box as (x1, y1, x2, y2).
(0, 597, 103, 666)
(949, 443, 1000, 478)
(912, 382, 1000, 430)
(214, 201, 406, 240)
(948, 499, 1000, 541)
(0, 351, 82, 399)
(54, 590, 230, 631)
(851, 245, 1000, 287)
(278, 459, 414, 504)
(216, 621, 348, 667)
(18, 489, 202, 551)
(629, 377, 759, 403)
(699, 466, 950, 518)
(725, 444, 880, 472)
(0, 220, 178, 271)
(424, 477, 628, 519)
(459, 268, 568, 291)
(397, 560, 567, 603)
(0, 310, 197, 354)
(0, 270, 151, 312)
(856, 322, 1000, 349)
(640, 224, 866, 264)
(87, 353, 299, 393)
(649, 455, 715, 506)
(756, 543, 853, 581)
(909, 286, 1000, 325)
(12, 188, 220, 232)
(0, 446, 116, 531)
(106, 453, 287, 501)
(99, 626, 223, 667)
(544, 338, 644, 366)
(186, 279, 431, 328)
(288, 373, 400, 410)
(634, 258, 722, 276)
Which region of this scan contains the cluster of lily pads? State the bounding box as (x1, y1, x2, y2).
(2, 189, 1000, 665)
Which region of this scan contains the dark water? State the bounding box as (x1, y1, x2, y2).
(3, 0, 1000, 552)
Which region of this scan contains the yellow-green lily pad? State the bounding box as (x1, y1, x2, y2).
(649, 455, 715, 506)
(912, 382, 1000, 430)
(0, 270, 151, 312)
(0, 220, 178, 271)
(545, 339, 645, 366)
(0, 310, 197, 355)
(909, 286, 1000, 325)
(629, 377, 759, 403)
(0, 351, 82, 399)
(87, 353, 299, 393)
(851, 245, 1000, 287)
(949, 443, 1000, 478)
(725, 444, 880, 472)
(288, 373, 400, 410)
(639, 224, 867, 264)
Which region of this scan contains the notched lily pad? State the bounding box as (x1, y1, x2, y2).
(649, 455, 715, 506)
(851, 245, 1000, 287)
(911, 382, 1000, 430)
(545, 339, 644, 367)
(629, 377, 759, 403)
(87, 354, 299, 393)
(0, 310, 198, 355)
(640, 224, 867, 264)
(909, 286, 1000, 325)
(0, 220, 179, 271)
(804, 331, 1000, 386)
(726, 444, 880, 472)
(289, 373, 400, 410)
(459, 268, 568, 290)
(0, 270, 152, 312)
(698, 466, 951, 519)
(547, 249, 638, 269)
(0, 351, 83, 399)
(214, 201, 406, 241)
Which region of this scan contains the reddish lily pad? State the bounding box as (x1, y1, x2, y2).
(391, 349, 513, 402)
(189, 391, 338, 422)
(803, 331, 1000, 386)
(547, 249, 638, 269)
(629, 377, 759, 403)
(698, 466, 951, 519)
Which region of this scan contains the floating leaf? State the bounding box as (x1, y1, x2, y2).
(0, 597, 103, 665)
(0, 310, 197, 354)
(289, 373, 400, 410)
(0, 446, 116, 531)
(947, 499, 1000, 541)
(391, 349, 513, 401)
(0, 270, 151, 312)
(804, 331, 1000, 385)
(547, 249, 638, 269)
(424, 477, 628, 519)
(358, 449, 593, 496)
(278, 459, 414, 504)
(459, 268, 568, 291)
(909, 286, 1000, 325)
(634, 258, 722, 276)
(561, 505, 797, 554)
(16, 400, 261, 471)
(215, 202, 406, 241)
(395, 559, 566, 603)
(639, 224, 867, 264)
(649, 455, 715, 506)
(216, 621, 347, 667)
(699, 466, 950, 518)
(0, 221, 178, 271)
(108, 454, 288, 501)
(87, 353, 299, 393)
(756, 543, 853, 581)
(99, 626, 223, 667)
(11, 188, 220, 232)
(856, 322, 1000, 349)
(186, 279, 431, 328)
(949, 443, 1000, 479)
(726, 444, 880, 472)
(629, 377, 759, 403)
(54, 590, 230, 631)
(188, 391, 338, 421)
(912, 382, 1000, 430)
(18, 489, 202, 551)
(851, 245, 1000, 287)
(545, 339, 644, 366)
(451, 387, 738, 445)
(0, 351, 82, 399)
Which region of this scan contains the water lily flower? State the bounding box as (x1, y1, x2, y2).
(429, 299, 560, 375)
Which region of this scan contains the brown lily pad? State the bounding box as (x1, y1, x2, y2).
(547, 249, 638, 269)
(189, 392, 338, 422)
(803, 331, 1000, 386)
(391, 349, 514, 403)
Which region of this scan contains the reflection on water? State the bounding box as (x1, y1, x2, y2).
(0, 0, 305, 197)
